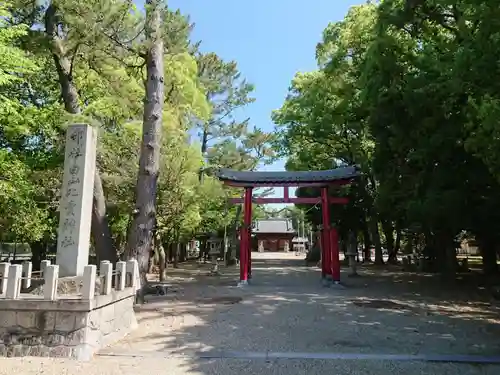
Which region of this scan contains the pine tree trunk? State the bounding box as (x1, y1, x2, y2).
(198, 128, 209, 182)
(126, 0, 164, 285)
(92, 171, 117, 263)
(45, 4, 116, 264)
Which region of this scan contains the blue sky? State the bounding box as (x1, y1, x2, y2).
(167, 0, 361, 199)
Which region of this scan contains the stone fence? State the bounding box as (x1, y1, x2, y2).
(0, 260, 139, 360)
(0, 259, 139, 300)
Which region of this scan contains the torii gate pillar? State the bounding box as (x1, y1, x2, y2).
(320, 187, 341, 284)
(239, 187, 252, 285)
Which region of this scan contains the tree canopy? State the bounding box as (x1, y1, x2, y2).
(274, 0, 500, 275)
(0, 0, 274, 270)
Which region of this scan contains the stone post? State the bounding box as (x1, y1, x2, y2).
(284, 241, 290, 252)
(258, 241, 264, 252)
(346, 231, 359, 277)
(56, 124, 97, 277)
(22, 261, 32, 289)
(126, 259, 139, 289)
(0, 262, 9, 295)
(40, 260, 51, 277)
(115, 261, 126, 291)
(99, 260, 112, 295)
(44, 265, 59, 300)
(6, 264, 22, 299)
(82, 265, 97, 299)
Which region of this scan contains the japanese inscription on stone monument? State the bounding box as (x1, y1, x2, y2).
(56, 124, 97, 277)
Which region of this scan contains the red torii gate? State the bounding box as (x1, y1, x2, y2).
(215, 166, 359, 286)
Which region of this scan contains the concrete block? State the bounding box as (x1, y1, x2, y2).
(0, 263, 9, 295)
(44, 265, 59, 300)
(82, 264, 96, 299)
(40, 260, 51, 277)
(22, 261, 32, 289)
(42, 311, 56, 331)
(126, 259, 138, 288)
(6, 264, 22, 299)
(74, 313, 88, 330)
(99, 261, 112, 295)
(0, 311, 16, 328)
(16, 311, 37, 328)
(55, 312, 76, 332)
(115, 261, 126, 291)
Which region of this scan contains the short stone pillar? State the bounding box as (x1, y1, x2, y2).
(22, 261, 32, 289)
(40, 259, 51, 277)
(0, 262, 9, 295)
(99, 260, 112, 295)
(56, 124, 97, 277)
(126, 259, 139, 290)
(6, 264, 22, 299)
(82, 264, 97, 299)
(115, 261, 126, 291)
(258, 241, 264, 252)
(44, 265, 59, 300)
(284, 241, 290, 252)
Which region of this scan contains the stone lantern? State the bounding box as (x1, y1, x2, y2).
(207, 233, 223, 275)
(346, 231, 359, 277)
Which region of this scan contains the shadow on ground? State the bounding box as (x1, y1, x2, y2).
(100, 252, 500, 375)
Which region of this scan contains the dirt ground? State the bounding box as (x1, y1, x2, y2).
(2, 252, 500, 375)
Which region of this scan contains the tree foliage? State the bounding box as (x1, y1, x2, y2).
(274, 0, 500, 275)
(0, 0, 274, 275)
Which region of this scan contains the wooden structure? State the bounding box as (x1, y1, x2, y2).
(292, 236, 308, 254)
(253, 219, 295, 252)
(216, 166, 360, 285)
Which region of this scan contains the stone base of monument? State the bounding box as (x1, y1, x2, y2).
(0, 289, 137, 360)
(0, 259, 140, 360)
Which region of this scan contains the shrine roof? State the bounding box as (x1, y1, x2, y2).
(216, 166, 360, 185)
(253, 219, 295, 234)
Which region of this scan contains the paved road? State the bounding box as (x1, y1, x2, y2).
(2, 252, 500, 374)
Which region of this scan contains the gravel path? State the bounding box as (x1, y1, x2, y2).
(2, 252, 500, 374)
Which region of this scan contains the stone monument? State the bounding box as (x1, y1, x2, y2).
(56, 124, 97, 277)
(0, 124, 139, 361)
(207, 234, 222, 276)
(258, 240, 264, 252)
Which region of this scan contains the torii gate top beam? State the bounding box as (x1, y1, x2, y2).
(215, 166, 360, 188)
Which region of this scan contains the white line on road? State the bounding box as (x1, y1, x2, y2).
(97, 350, 500, 364)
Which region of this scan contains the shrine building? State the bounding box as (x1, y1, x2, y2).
(252, 219, 296, 252)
